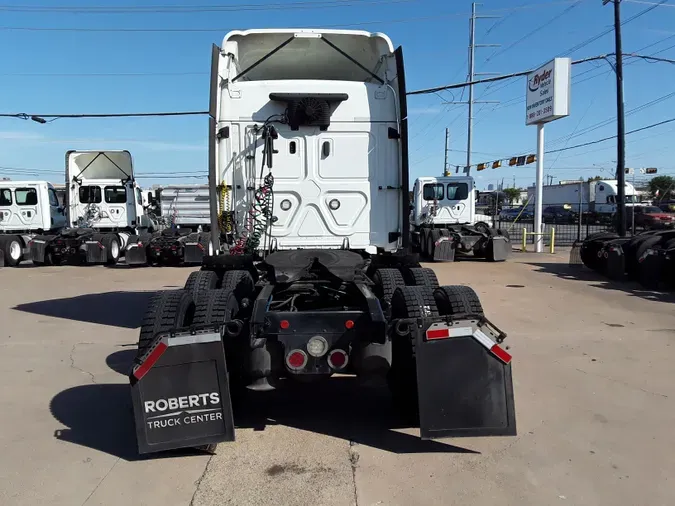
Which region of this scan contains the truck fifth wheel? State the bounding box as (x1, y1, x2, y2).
(130, 28, 517, 454)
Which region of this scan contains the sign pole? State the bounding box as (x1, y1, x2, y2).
(534, 123, 545, 253)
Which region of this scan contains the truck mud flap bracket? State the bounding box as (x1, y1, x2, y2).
(129, 328, 235, 455)
(413, 318, 516, 439)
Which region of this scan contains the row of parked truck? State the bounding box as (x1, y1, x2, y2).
(0, 152, 213, 267)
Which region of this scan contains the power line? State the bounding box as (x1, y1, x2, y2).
(0, 0, 414, 14)
(1, 111, 208, 121)
(545, 117, 675, 154)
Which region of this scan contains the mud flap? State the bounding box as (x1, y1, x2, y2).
(125, 244, 148, 266)
(130, 328, 235, 455)
(29, 238, 48, 263)
(84, 241, 107, 264)
(603, 247, 626, 280)
(414, 320, 516, 439)
(486, 236, 511, 262)
(0, 248, 4, 267)
(184, 242, 205, 264)
(433, 238, 456, 262)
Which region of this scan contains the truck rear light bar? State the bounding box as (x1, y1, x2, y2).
(285, 349, 308, 371)
(327, 349, 348, 370)
(425, 322, 512, 365)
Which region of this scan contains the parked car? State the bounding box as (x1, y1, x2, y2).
(543, 206, 578, 224)
(657, 202, 675, 213)
(499, 207, 533, 222)
(621, 205, 675, 230)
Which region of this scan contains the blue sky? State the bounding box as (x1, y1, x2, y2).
(0, 0, 674, 190)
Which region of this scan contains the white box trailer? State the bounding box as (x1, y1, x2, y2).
(526, 179, 637, 218)
(0, 181, 67, 266)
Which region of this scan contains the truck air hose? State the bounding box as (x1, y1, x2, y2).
(229, 173, 274, 255)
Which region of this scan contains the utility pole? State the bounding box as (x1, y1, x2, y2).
(443, 128, 450, 176)
(606, 0, 626, 236)
(443, 2, 499, 176)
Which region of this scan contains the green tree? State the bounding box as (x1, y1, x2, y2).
(502, 187, 522, 204)
(648, 175, 675, 201)
(587, 175, 603, 182)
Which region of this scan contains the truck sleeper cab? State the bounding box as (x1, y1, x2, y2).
(0, 181, 66, 267)
(129, 29, 516, 455)
(29, 150, 154, 266)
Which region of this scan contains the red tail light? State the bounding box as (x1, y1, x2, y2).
(279, 319, 290, 330)
(286, 350, 307, 371)
(327, 349, 348, 370)
(345, 320, 355, 329)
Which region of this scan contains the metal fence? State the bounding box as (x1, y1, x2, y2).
(496, 220, 613, 247)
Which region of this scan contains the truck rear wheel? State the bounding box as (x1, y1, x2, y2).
(101, 234, 121, 265)
(387, 286, 439, 418)
(221, 270, 255, 298)
(193, 288, 240, 326)
(0, 235, 23, 267)
(137, 290, 195, 356)
(184, 270, 219, 300)
(403, 267, 439, 288)
(433, 285, 483, 315)
(372, 268, 405, 304)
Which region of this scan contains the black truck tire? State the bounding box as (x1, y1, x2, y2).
(184, 270, 219, 300)
(627, 235, 662, 279)
(372, 268, 405, 304)
(433, 285, 484, 316)
(221, 269, 255, 298)
(387, 286, 439, 419)
(0, 235, 23, 267)
(193, 288, 240, 326)
(137, 290, 195, 355)
(403, 267, 439, 288)
(101, 234, 121, 265)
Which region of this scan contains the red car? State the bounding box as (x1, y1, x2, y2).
(627, 205, 675, 230)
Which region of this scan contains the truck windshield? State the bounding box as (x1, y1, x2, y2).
(446, 183, 469, 200)
(423, 183, 444, 201)
(79, 186, 102, 204)
(0, 189, 11, 206)
(104, 186, 127, 204)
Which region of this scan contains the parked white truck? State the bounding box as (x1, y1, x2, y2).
(128, 28, 516, 455)
(29, 150, 157, 266)
(526, 179, 637, 222)
(125, 184, 213, 266)
(0, 181, 67, 266)
(410, 175, 510, 261)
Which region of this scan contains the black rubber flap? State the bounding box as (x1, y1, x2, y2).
(125, 244, 148, 265)
(130, 333, 235, 454)
(415, 333, 516, 439)
(488, 236, 511, 262)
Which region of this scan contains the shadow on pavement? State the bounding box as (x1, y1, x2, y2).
(13, 291, 154, 328)
(51, 355, 478, 460)
(106, 349, 137, 375)
(527, 262, 675, 303)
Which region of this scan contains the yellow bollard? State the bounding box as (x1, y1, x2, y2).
(550, 227, 556, 254)
(522, 228, 527, 252)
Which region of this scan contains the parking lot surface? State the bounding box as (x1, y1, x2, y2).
(1, 253, 674, 506)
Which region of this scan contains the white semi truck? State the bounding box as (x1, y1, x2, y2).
(526, 179, 637, 221)
(129, 29, 516, 455)
(29, 150, 157, 266)
(0, 181, 67, 266)
(409, 175, 510, 261)
(125, 184, 213, 266)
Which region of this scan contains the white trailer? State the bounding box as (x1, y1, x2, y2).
(0, 181, 67, 266)
(410, 176, 510, 261)
(526, 179, 637, 218)
(29, 150, 156, 266)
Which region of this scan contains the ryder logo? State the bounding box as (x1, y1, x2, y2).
(528, 68, 552, 92)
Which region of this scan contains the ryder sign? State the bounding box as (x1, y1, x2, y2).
(525, 58, 571, 125)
